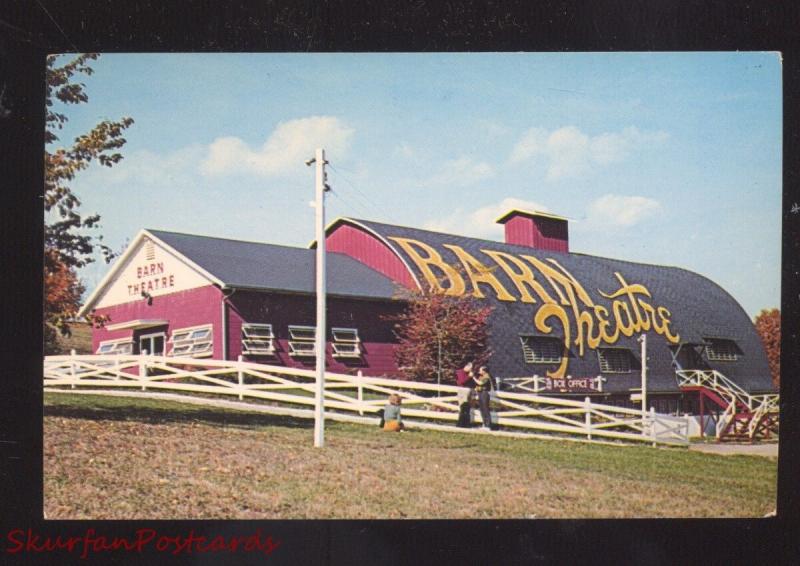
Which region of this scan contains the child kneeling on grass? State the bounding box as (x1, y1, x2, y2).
(383, 393, 404, 432)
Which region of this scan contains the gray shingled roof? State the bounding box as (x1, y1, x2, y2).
(148, 229, 399, 300)
(348, 219, 774, 394)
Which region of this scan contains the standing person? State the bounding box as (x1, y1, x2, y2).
(474, 366, 494, 431)
(383, 393, 405, 432)
(454, 362, 474, 428)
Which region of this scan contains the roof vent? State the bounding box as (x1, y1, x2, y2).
(495, 209, 569, 253)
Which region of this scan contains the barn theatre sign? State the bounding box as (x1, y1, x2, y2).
(127, 262, 176, 296)
(389, 237, 681, 378)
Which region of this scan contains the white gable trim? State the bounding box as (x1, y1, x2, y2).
(78, 229, 226, 317)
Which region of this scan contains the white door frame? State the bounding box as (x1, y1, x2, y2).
(138, 331, 167, 355)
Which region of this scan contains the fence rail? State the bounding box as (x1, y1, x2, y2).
(44, 354, 689, 446)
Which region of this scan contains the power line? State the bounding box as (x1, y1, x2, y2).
(326, 165, 376, 217)
(327, 187, 373, 220)
(327, 163, 393, 222)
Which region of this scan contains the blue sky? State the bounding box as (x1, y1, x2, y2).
(53, 52, 782, 318)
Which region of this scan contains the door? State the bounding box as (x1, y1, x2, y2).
(139, 332, 166, 355)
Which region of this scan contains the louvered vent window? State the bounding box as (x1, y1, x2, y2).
(520, 336, 563, 364)
(145, 240, 155, 260)
(96, 339, 134, 355)
(241, 323, 275, 356)
(597, 348, 632, 373)
(288, 325, 316, 356)
(169, 325, 213, 357)
(332, 327, 361, 358)
(704, 338, 740, 362)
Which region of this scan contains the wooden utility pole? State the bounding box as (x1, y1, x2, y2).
(309, 148, 329, 448)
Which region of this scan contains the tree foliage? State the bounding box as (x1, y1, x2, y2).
(44, 54, 133, 352)
(754, 308, 780, 387)
(388, 288, 493, 383)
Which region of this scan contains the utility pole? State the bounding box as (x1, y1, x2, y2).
(639, 333, 648, 421)
(307, 148, 329, 448)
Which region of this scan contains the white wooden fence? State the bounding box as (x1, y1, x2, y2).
(44, 354, 689, 446)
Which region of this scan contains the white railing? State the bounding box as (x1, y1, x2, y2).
(715, 401, 737, 438)
(44, 354, 689, 446)
(676, 369, 779, 413)
(676, 369, 779, 439)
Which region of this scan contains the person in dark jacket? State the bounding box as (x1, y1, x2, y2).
(454, 362, 474, 428)
(474, 366, 494, 431)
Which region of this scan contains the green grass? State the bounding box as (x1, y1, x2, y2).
(43, 391, 777, 519)
(50, 322, 94, 355)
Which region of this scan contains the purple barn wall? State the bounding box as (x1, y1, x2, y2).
(326, 223, 417, 289)
(92, 285, 224, 356)
(92, 285, 404, 377)
(226, 291, 405, 377)
(503, 215, 569, 253)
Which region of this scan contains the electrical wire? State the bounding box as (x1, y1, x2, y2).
(327, 163, 394, 222)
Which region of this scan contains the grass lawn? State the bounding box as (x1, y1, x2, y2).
(50, 322, 94, 355)
(43, 391, 777, 520)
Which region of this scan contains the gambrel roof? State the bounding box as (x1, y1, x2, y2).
(79, 228, 400, 316)
(321, 218, 774, 394)
(148, 229, 399, 299)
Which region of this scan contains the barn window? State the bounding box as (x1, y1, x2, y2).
(597, 348, 633, 373)
(169, 324, 213, 357)
(332, 327, 361, 358)
(520, 335, 563, 364)
(288, 325, 316, 356)
(241, 323, 275, 356)
(704, 338, 740, 362)
(96, 338, 134, 355)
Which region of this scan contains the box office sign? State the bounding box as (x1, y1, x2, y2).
(540, 376, 604, 393)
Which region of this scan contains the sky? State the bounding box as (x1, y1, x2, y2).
(50, 52, 783, 318)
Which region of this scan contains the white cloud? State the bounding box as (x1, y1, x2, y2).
(426, 157, 494, 187)
(200, 116, 354, 176)
(424, 197, 550, 239)
(585, 194, 662, 227)
(510, 125, 668, 181)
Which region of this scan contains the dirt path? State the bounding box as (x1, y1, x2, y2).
(688, 442, 778, 459)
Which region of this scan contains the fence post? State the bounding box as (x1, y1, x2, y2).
(140, 349, 148, 391)
(237, 355, 244, 401)
(70, 349, 76, 389)
(357, 370, 364, 416)
(584, 396, 592, 440)
(533, 374, 540, 393)
(650, 407, 657, 447)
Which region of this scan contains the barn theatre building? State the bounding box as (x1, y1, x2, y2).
(79, 209, 775, 413)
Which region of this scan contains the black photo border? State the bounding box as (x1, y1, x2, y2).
(1, 1, 798, 563)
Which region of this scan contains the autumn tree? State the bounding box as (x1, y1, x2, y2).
(754, 308, 780, 387)
(388, 288, 493, 384)
(44, 54, 134, 353)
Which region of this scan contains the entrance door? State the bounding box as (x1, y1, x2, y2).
(139, 332, 166, 355)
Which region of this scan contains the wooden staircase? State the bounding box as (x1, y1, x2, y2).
(676, 370, 779, 442)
